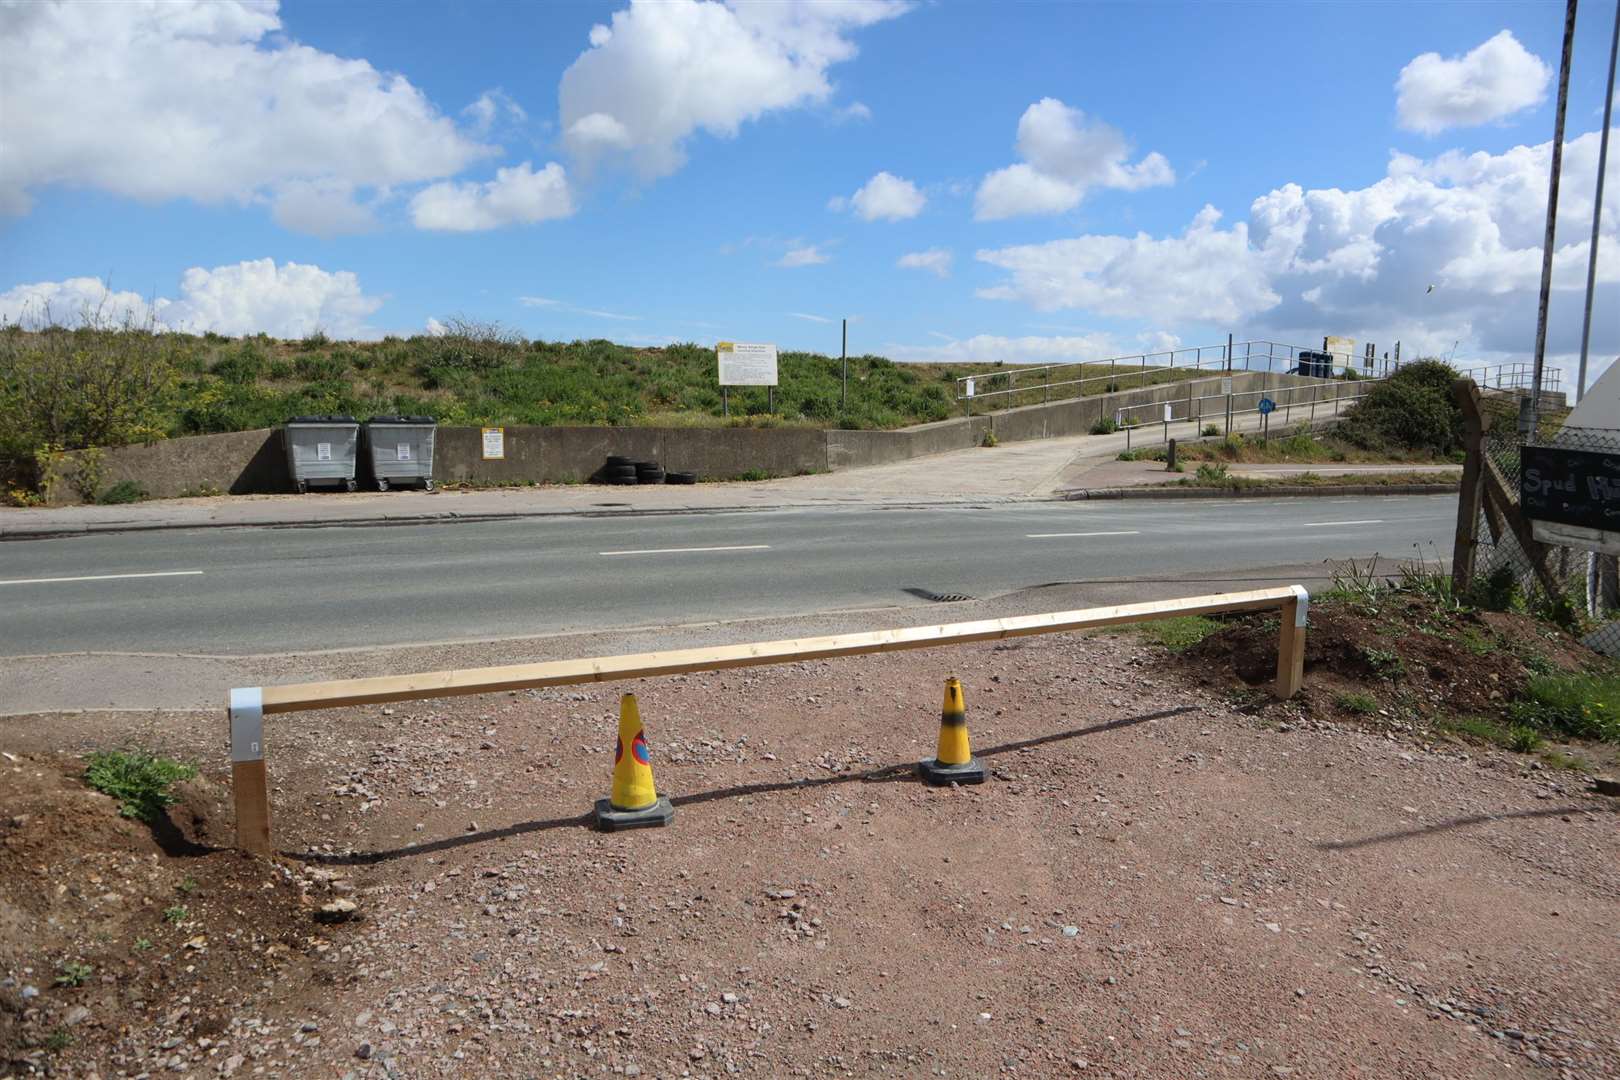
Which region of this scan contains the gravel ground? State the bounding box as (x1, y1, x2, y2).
(4, 630, 1617, 1080)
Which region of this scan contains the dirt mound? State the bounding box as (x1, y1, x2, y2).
(0, 752, 357, 1076)
(1179, 595, 1593, 730)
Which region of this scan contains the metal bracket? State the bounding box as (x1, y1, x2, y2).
(229, 687, 264, 763)
(1289, 584, 1310, 627)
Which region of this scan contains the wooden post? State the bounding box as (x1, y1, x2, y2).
(229, 688, 272, 856)
(1275, 587, 1307, 699)
(1451, 380, 1491, 595)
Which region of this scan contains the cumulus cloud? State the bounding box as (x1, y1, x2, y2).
(271, 178, 377, 237)
(974, 98, 1173, 221)
(978, 205, 1276, 324)
(897, 248, 952, 277)
(887, 332, 1118, 364)
(410, 163, 575, 231)
(462, 89, 528, 136)
(0, 259, 385, 339)
(975, 128, 1619, 381)
(558, 0, 910, 179)
(1396, 30, 1550, 135)
(834, 171, 926, 221)
(778, 244, 831, 268)
(0, 0, 495, 227)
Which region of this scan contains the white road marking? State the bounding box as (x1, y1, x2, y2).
(599, 544, 771, 557)
(1025, 530, 1143, 539)
(1300, 519, 1384, 527)
(0, 570, 205, 587)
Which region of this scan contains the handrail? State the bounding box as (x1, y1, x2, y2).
(224, 586, 1310, 853)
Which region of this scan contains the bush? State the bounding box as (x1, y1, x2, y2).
(210, 343, 265, 384)
(83, 750, 197, 822)
(95, 479, 146, 504)
(1508, 671, 1620, 743)
(1337, 359, 1464, 455)
(1201, 424, 1221, 437)
(1090, 417, 1119, 435)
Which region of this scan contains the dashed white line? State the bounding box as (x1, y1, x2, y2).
(0, 570, 205, 587)
(1025, 530, 1143, 539)
(1299, 519, 1384, 527)
(599, 544, 771, 557)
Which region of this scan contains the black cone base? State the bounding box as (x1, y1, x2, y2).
(593, 795, 675, 831)
(916, 758, 987, 786)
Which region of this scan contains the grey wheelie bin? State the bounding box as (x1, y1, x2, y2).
(284, 415, 360, 493)
(364, 415, 437, 492)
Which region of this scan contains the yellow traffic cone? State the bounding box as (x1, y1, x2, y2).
(594, 693, 674, 830)
(917, 676, 987, 786)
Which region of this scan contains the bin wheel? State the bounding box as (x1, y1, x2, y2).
(377, 478, 390, 492)
(424, 479, 436, 493)
(344, 478, 358, 493)
(296, 480, 308, 494)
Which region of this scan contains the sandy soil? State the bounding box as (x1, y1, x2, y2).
(3, 631, 1617, 1079)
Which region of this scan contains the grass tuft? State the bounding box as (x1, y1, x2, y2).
(83, 750, 197, 823)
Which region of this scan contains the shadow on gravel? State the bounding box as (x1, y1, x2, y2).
(296, 707, 1186, 865)
(1317, 802, 1619, 852)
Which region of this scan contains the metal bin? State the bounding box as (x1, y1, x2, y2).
(365, 415, 437, 492)
(284, 415, 360, 493)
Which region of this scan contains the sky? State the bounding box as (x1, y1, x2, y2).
(0, 0, 1616, 390)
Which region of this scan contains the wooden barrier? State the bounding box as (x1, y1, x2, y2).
(227, 586, 1309, 854)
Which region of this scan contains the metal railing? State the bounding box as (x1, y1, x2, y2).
(952, 339, 1558, 411)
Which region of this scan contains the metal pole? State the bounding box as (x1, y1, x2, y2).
(1531, 0, 1581, 429)
(1226, 333, 1233, 373)
(1577, 0, 1619, 400)
(840, 318, 847, 412)
(722, 386, 729, 418)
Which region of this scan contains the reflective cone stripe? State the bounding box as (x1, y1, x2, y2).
(935, 677, 971, 766)
(609, 693, 659, 812)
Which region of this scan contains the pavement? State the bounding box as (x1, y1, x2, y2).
(0, 406, 1408, 540)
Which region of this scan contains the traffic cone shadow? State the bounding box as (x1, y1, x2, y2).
(594, 693, 675, 831)
(917, 676, 987, 786)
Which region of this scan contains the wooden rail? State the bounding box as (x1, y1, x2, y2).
(227, 586, 1309, 854)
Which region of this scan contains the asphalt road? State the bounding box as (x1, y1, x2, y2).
(0, 495, 1457, 656)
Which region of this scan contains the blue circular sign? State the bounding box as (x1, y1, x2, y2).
(1258, 397, 1276, 415)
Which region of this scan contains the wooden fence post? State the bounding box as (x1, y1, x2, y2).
(230, 688, 272, 856)
(1452, 380, 1491, 595)
(1275, 586, 1307, 699)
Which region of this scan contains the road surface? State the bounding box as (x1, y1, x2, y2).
(0, 495, 1456, 656)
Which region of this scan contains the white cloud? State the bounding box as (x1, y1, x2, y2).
(410, 162, 574, 232)
(270, 178, 377, 238)
(463, 89, 528, 136)
(974, 98, 1173, 221)
(840, 171, 926, 221)
(424, 317, 448, 337)
(888, 332, 1118, 364)
(0, 0, 495, 227)
(788, 311, 834, 323)
(977, 205, 1276, 324)
(837, 101, 873, 123)
(897, 248, 952, 277)
(975, 128, 1619, 379)
(558, 0, 910, 179)
(517, 296, 640, 321)
(0, 259, 385, 338)
(778, 244, 830, 267)
(1396, 30, 1550, 135)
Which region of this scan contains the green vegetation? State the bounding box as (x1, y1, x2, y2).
(83, 750, 197, 823)
(1440, 715, 1545, 754)
(132, 937, 153, 952)
(1105, 614, 1223, 652)
(1090, 417, 1119, 435)
(1333, 691, 1378, 715)
(54, 960, 92, 988)
(94, 479, 146, 505)
(1360, 645, 1406, 680)
(1509, 671, 1620, 743)
(44, 1029, 74, 1053)
(163, 904, 189, 924)
(1336, 359, 1466, 456)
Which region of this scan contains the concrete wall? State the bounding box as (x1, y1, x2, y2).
(40, 372, 1354, 503)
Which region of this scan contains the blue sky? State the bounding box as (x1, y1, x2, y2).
(1, 0, 1615, 384)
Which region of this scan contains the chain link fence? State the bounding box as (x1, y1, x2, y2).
(1472, 391, 1620, 656)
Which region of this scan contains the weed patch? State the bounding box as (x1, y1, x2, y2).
(83, 750, 197, 823)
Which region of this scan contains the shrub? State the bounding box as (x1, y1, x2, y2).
(1090, 417, 1118, 435)
(1337, 359, 1464, 455)
(1195, 462, 1229, 483)
(1201, 423, 1221, 437)
(95, 479, 146, 505)
(210, 343, 265, 384)
(293, 352, 349, 381)
(83, 750, 198, 822)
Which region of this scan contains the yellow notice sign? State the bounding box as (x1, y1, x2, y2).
(481, 427, 505, 460)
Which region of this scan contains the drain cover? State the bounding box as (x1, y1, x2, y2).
(902, 587, 975, 603)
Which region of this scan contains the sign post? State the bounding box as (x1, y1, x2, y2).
(717, 342, 778, 418)
(1258, 396, 1276, 443)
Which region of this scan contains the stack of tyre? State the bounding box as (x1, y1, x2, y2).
(601, 456, 698, 485)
